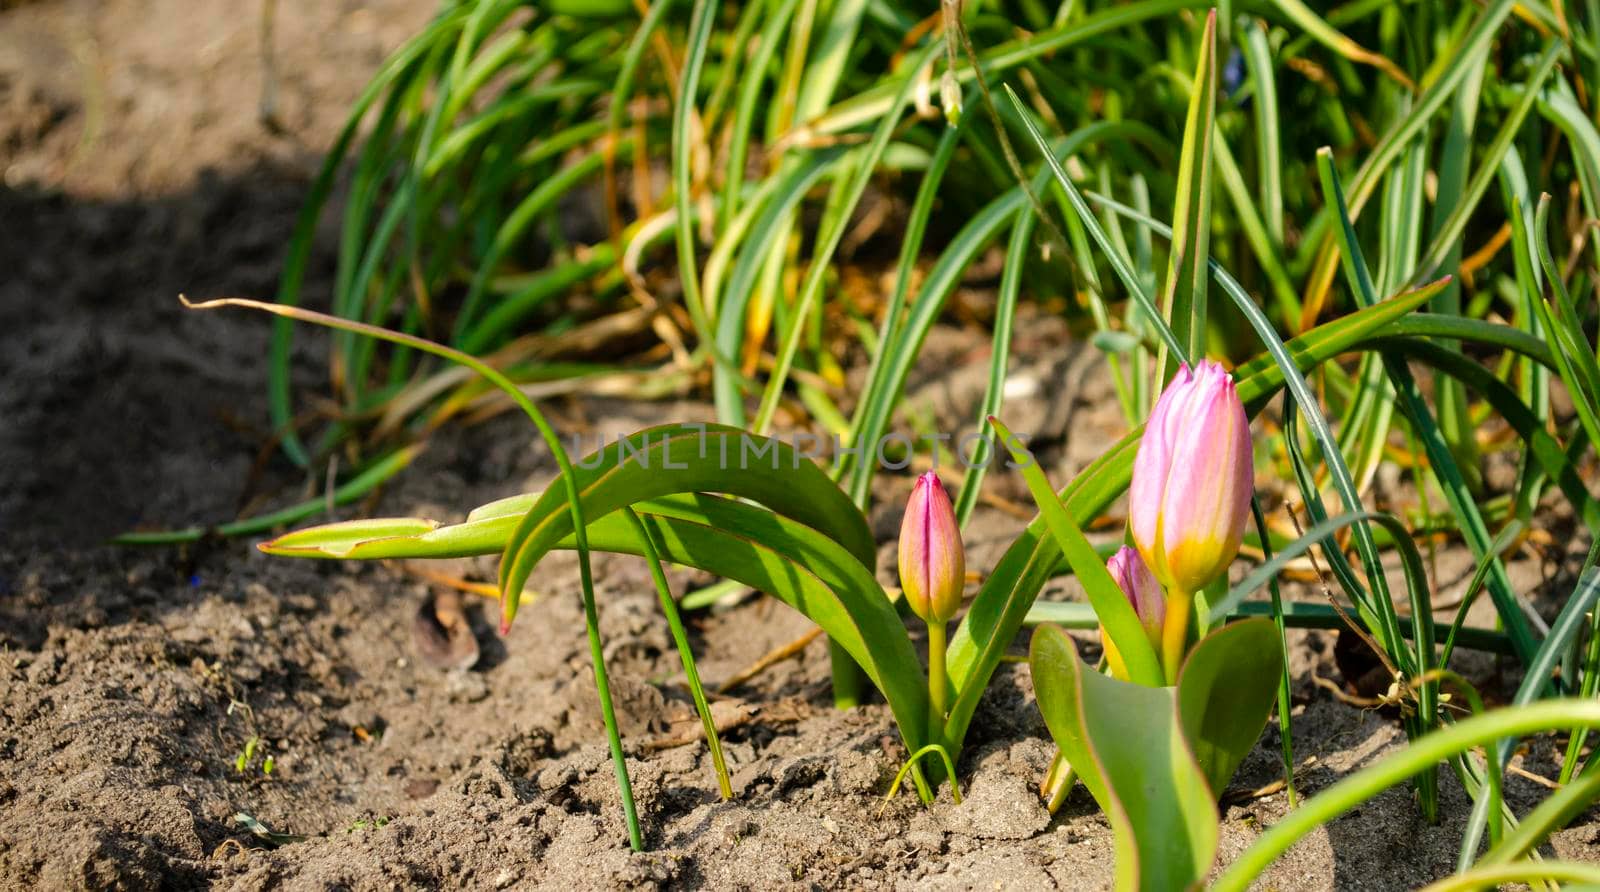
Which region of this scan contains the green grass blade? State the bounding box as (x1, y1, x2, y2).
(840, 120, 963, 501)
(268, 6, 472, 465)
(1024, 601, 1516, 656)
(1412, 41, 1564, 285)
(1005, 88, 1183, 357)
(751, 44, 939, 434)
(1156, 9, 1217, 376)
(720, 0, 802, 231)
(712, 150, 843, 424)
(621, 506, 732, 799)
(1089, 189, 1429, 665)
(1299, 0, 1516, 309)
(1317, 148, 1539, 663)
(986, 417, 1164, 688)
(1438, 520, 1525, 671)
(1240, 21, 1283, 248)
(953, 206, 1031, 526)
(111, 446, 424, 546)
(1213, 700, 1600, 892)
(1262, 0, 1413, 87)
(671, 0, 720, 349)
(943, 285, 1437, 752)
(184, 296, 641, 850)
(1458, 568, 1600, 865)
(1251, 497, 1297, 806)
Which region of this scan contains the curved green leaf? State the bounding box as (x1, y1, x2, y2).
(1176, 618, 1282, 796)
(989, 417, 1162, 688)
(267, 491, 932, 754)
(1476, 769, 1600, 867)
(1030, 624, 1218, 892)
(1363, 337, 1599, 531)
(498, 423, 876, 626)
(1318, 148, 1538, 664)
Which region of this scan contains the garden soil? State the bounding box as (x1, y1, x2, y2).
(3, 1, 1598, 888)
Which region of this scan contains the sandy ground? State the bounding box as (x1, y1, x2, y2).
(3, 1, 1598, 889)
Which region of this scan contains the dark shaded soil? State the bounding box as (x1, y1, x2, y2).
(3, 2, 1598, 889)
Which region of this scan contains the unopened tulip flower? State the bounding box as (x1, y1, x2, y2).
(899, 471, 965, 625)
(899, 471, 964, 719)
(1129, 359, 1253, 681)
(1100, 546, 1164, 681)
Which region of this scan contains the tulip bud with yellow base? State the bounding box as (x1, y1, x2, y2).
(1128, 360, 1254, 683)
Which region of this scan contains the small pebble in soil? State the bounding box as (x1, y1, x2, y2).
(404, 778, 439, 799)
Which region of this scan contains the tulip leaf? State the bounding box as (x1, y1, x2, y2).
(988, 416, 1164, 689)
(261, 516, 443, 556)
(498, 423, 877, 625)
(265, 492, 933, 757)
(1029, 623, 1218, 892)
(1175, 618, 1283, 796)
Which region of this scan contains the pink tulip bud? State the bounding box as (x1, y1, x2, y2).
(898, 471, 965, 624)
(1129, 360, 1254, 594)
(1100, 546, 1164, 681)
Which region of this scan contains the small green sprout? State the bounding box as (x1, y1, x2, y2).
(234, 736, 259, 775)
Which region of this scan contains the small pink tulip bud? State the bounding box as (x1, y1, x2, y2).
(1100, 546, 1164, 681)
(1129, 359, 1254, 594)
(898, 471, 965, 624)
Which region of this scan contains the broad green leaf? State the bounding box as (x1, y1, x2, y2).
(498, 423, 876, 626)
(1030, 624, 1218, 892)
(1175, 619, 1283, 796)
(262, 517, 440, 556)
(267, 492, 933, 756)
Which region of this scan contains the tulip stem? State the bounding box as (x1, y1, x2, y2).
(1162, 593, 1192, 685)
(928, 620, 949, 723)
